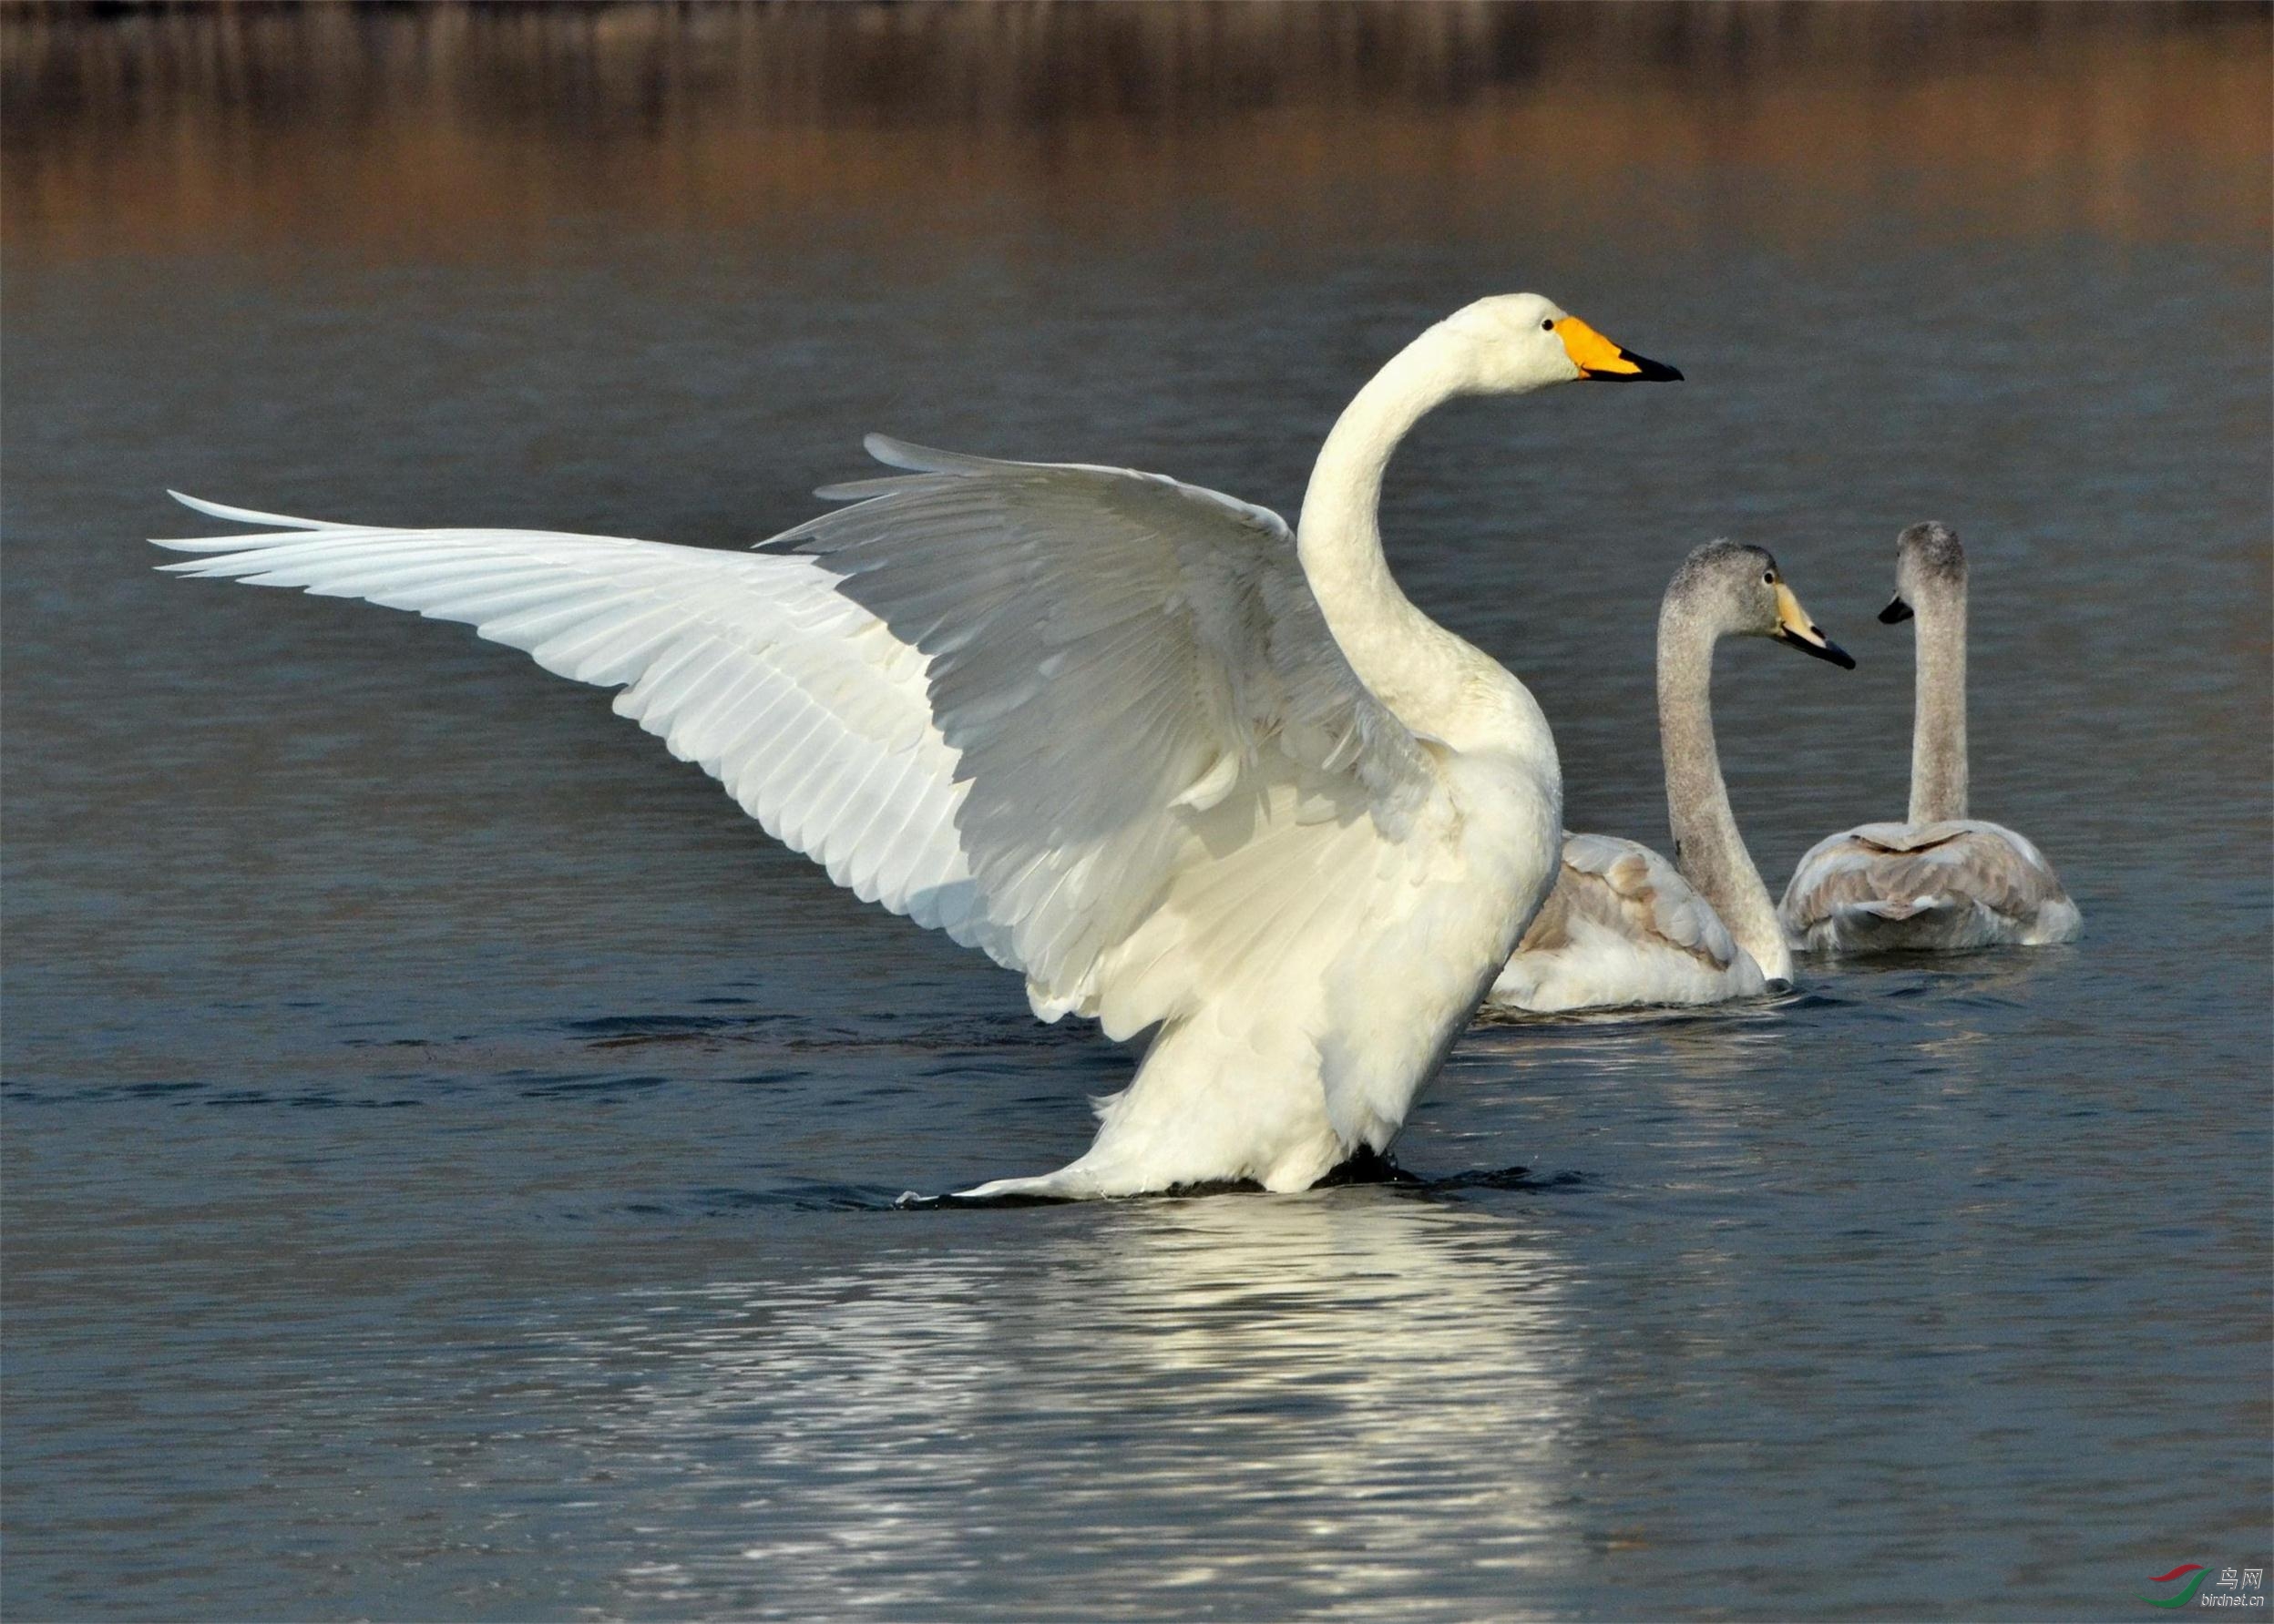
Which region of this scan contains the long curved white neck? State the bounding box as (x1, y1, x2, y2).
(1656, 604, 1791, 984)
(1294, 328, 1486, 738)
(1908, 579, 1970, 823)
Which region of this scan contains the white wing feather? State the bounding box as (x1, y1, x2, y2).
(153, 442, 1438, 1042)
(774, 437, 1435, 1015)
(155, 516, 1010, 962)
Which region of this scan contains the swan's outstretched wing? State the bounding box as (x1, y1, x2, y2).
(781, 437, 1436, 1014)
(154, 441, 1439, 1034)
(154, 497, 1016, 965)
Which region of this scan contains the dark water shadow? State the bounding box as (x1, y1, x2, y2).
(1471, 983, 1810, 1032)
(590, 1181, 917, 1218)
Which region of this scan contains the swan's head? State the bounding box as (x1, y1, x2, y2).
(1439, 293, 1683, 393)
(1880, 521, 1966, 623)
(1667, 540, 1855, 668)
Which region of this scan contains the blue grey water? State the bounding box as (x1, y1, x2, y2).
(6, 38, 2271, 1624)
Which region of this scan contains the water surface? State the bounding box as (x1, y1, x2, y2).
(5, 8, 2269, 1619)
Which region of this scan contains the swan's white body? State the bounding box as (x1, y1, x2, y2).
(1781, 819, 2082, 954)
(1486, 832, 1769, 1014)
(157, 295, 1678, 1196)
(1483, 540, 1850, 1016)
(1779, 523, 2080, 958)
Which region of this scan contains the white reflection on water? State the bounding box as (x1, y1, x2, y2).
(553, 1194, 1577, 1619)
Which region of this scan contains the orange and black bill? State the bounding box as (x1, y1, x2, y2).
(1553, 316, 1684, 382)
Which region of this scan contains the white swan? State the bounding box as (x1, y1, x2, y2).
(1780, 522, 2081, 955)
(1482, 541, 1852, 1015)
(154, 294, 1682, 1197)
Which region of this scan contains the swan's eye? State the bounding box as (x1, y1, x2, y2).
(1540, 318, 1555, 332)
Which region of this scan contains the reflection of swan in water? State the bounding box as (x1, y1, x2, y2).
(1460, 938, 2068, 1182)
(540, 1194, 1579, 1616)
(1460, 993, 1798, 1090)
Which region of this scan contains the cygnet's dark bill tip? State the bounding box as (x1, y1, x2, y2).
(1879, 594, 1915, 624)
(1777, 625, 1858, 669)
(1583, 349, 1684, 383)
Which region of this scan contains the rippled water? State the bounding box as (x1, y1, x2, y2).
(5, 10, 2269, 1619)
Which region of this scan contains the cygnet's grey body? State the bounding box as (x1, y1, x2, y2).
(1486, 541, 1853, 1016)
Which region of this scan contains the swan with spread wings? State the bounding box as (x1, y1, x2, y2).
(157, 295, 1681, 1197)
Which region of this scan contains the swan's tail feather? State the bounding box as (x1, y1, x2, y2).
(950, 1169, 1101, 1201)
(1839, 894, 1960, 924)
(1814, 892, 1988, 953)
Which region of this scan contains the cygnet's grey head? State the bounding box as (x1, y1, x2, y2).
(1666, 539, 1856, 668)
(1881, 521, 1966, 624)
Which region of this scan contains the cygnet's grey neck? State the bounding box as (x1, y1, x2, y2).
(1907, 575, 1970, 823)
(1656, 589, 1792, 984)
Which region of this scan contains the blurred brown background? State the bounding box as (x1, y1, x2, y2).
(6, 1, 2268, 262)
